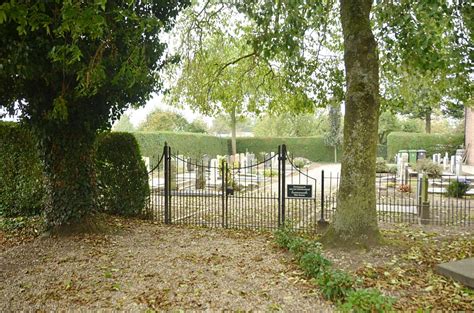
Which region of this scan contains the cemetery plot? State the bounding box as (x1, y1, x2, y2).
(145, 144, 473, 232)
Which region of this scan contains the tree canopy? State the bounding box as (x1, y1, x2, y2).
(0, 0, 187, 229)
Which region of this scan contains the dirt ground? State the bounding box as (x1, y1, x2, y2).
(0, 218, 333, 311)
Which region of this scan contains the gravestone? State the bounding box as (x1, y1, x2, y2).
(397, 152, 409, 183)
(209, 158, 219, 184)
(271, 152, 278, 169)
(195, 161, 206, 189)
(443, 153, 449, 170)
(264, 153, 272, 169)
(186, 157, 194, 172)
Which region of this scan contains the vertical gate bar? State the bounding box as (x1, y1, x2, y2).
(221, 159, 225, 228)
(163, 143, 169, 224)
(278, 145, 281, 227)
(320, 170, 325, 223)
(281, 144, 287, 227)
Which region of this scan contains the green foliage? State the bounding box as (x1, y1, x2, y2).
(96, 132, 149, 216)
(446, 180, 471, 198)
(132, 131, 229, 167)
(375, 157, 389, 173)
(339, 289, 395, 313)
(414, 159, 443, 178)
(139, 109, 206, 133)
(316, 269, 355, 302)
(253, 113, 329, 137)
(0, 0, 187, 227)
(237, 137, 340, 162)
(292, 157, 309, 169)
(324, 104, 343, 149)
(263, 169, 278, 177)
(377, 144, 388, 159)
(274, 226, 294, 249)
(299, 252, 332, 279)
(378, 111, 401, 145)
(112, 114, 135, 132)
(0, 122, 44, 217)
(387, 132, 464, 162)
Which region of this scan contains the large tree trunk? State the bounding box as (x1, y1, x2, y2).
(39, 124, 98, 231)
(230, 106, 237, 156)
(324, 0, 381, 246)
(425, 110, 431, 133)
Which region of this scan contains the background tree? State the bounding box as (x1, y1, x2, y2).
(139, 109, 189, 132)
(324, 103, 343, 162)
(375, 1, 471, 133)
(112, 114, 135, 133)
(253, 112, 329, 137)
(0, 1, 187, 230)
(378, 111, 400, 145)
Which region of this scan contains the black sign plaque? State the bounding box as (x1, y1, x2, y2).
(287, 184, 312, 198)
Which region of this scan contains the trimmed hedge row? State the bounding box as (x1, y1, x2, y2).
(0, 122, 44, 217)
(387, 132, 464, 162)
(1, 122, 149, 218)
(96, 132, 149, 216)
(132, 131, 230, 166)
(132, 131, 392, 162)
(236, 136, 340, 162)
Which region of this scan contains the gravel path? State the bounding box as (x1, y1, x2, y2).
(0, 219, 333, 311)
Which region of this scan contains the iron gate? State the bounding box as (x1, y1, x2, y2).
(145, 143, 328, 232)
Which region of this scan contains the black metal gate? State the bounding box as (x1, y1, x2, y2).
(145, 143, 328, 232)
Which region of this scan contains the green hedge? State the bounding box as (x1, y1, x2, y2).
(387, 132, 464, 162)
(0, 122, 44, 217)
(236, 136, 340, 162)
(132, 131, 230, 166)
(96, 132, 150, 216)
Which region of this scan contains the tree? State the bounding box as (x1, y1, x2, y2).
(0, 1, 186, 230)
(139, 109, 189, 132)
(253, 113, 328, 137)
(375, 1, 471, 133)
(112, 114, 135, 133)
(324, 104, 342, 162)
(378, 111, 400, 145)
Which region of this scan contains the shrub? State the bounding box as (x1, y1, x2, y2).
(414, 159, 443, 178)
(387, 132, 463, 162)
(316, 269, 355, 301)
(264, 169, 278, 177)
(96, 132, 150, 216)
(274, 226, 294, 249)
(237, 137, 340, 162)
(292, 157, 310, 169)
(376, 157, 389, 173)
(288, 237, 323, 260)
(299, 252, 332, 278)
(398, 184, 411, 193)
(0, 122, 44, 217)
(446, 180, 471, 198)
(339, 289, 395, 312)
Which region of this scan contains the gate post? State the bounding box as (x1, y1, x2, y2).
(281, 144, 287, 227)
(164, 142, 170, 224)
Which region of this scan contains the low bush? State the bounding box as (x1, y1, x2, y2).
(414, 159, 443, 178)
(316, 269, 355, 301)
(96, 132, 150, 216)
(288, 237, 323, 260)
(339, 289, 395, 312)
(292, 157, 310, 169)
(274, 226, 294, 249)
(263, 169, 278, 177)
(446, 180, 471, 198)
(376, 157, 389, 173)
(299, 252, 332, 278)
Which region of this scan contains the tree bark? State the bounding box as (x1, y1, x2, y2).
(39, 124, 98, 231)
(324, 0, 381, 246)
(425, 110, 431, 133)
(230, 106, 237, 156)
